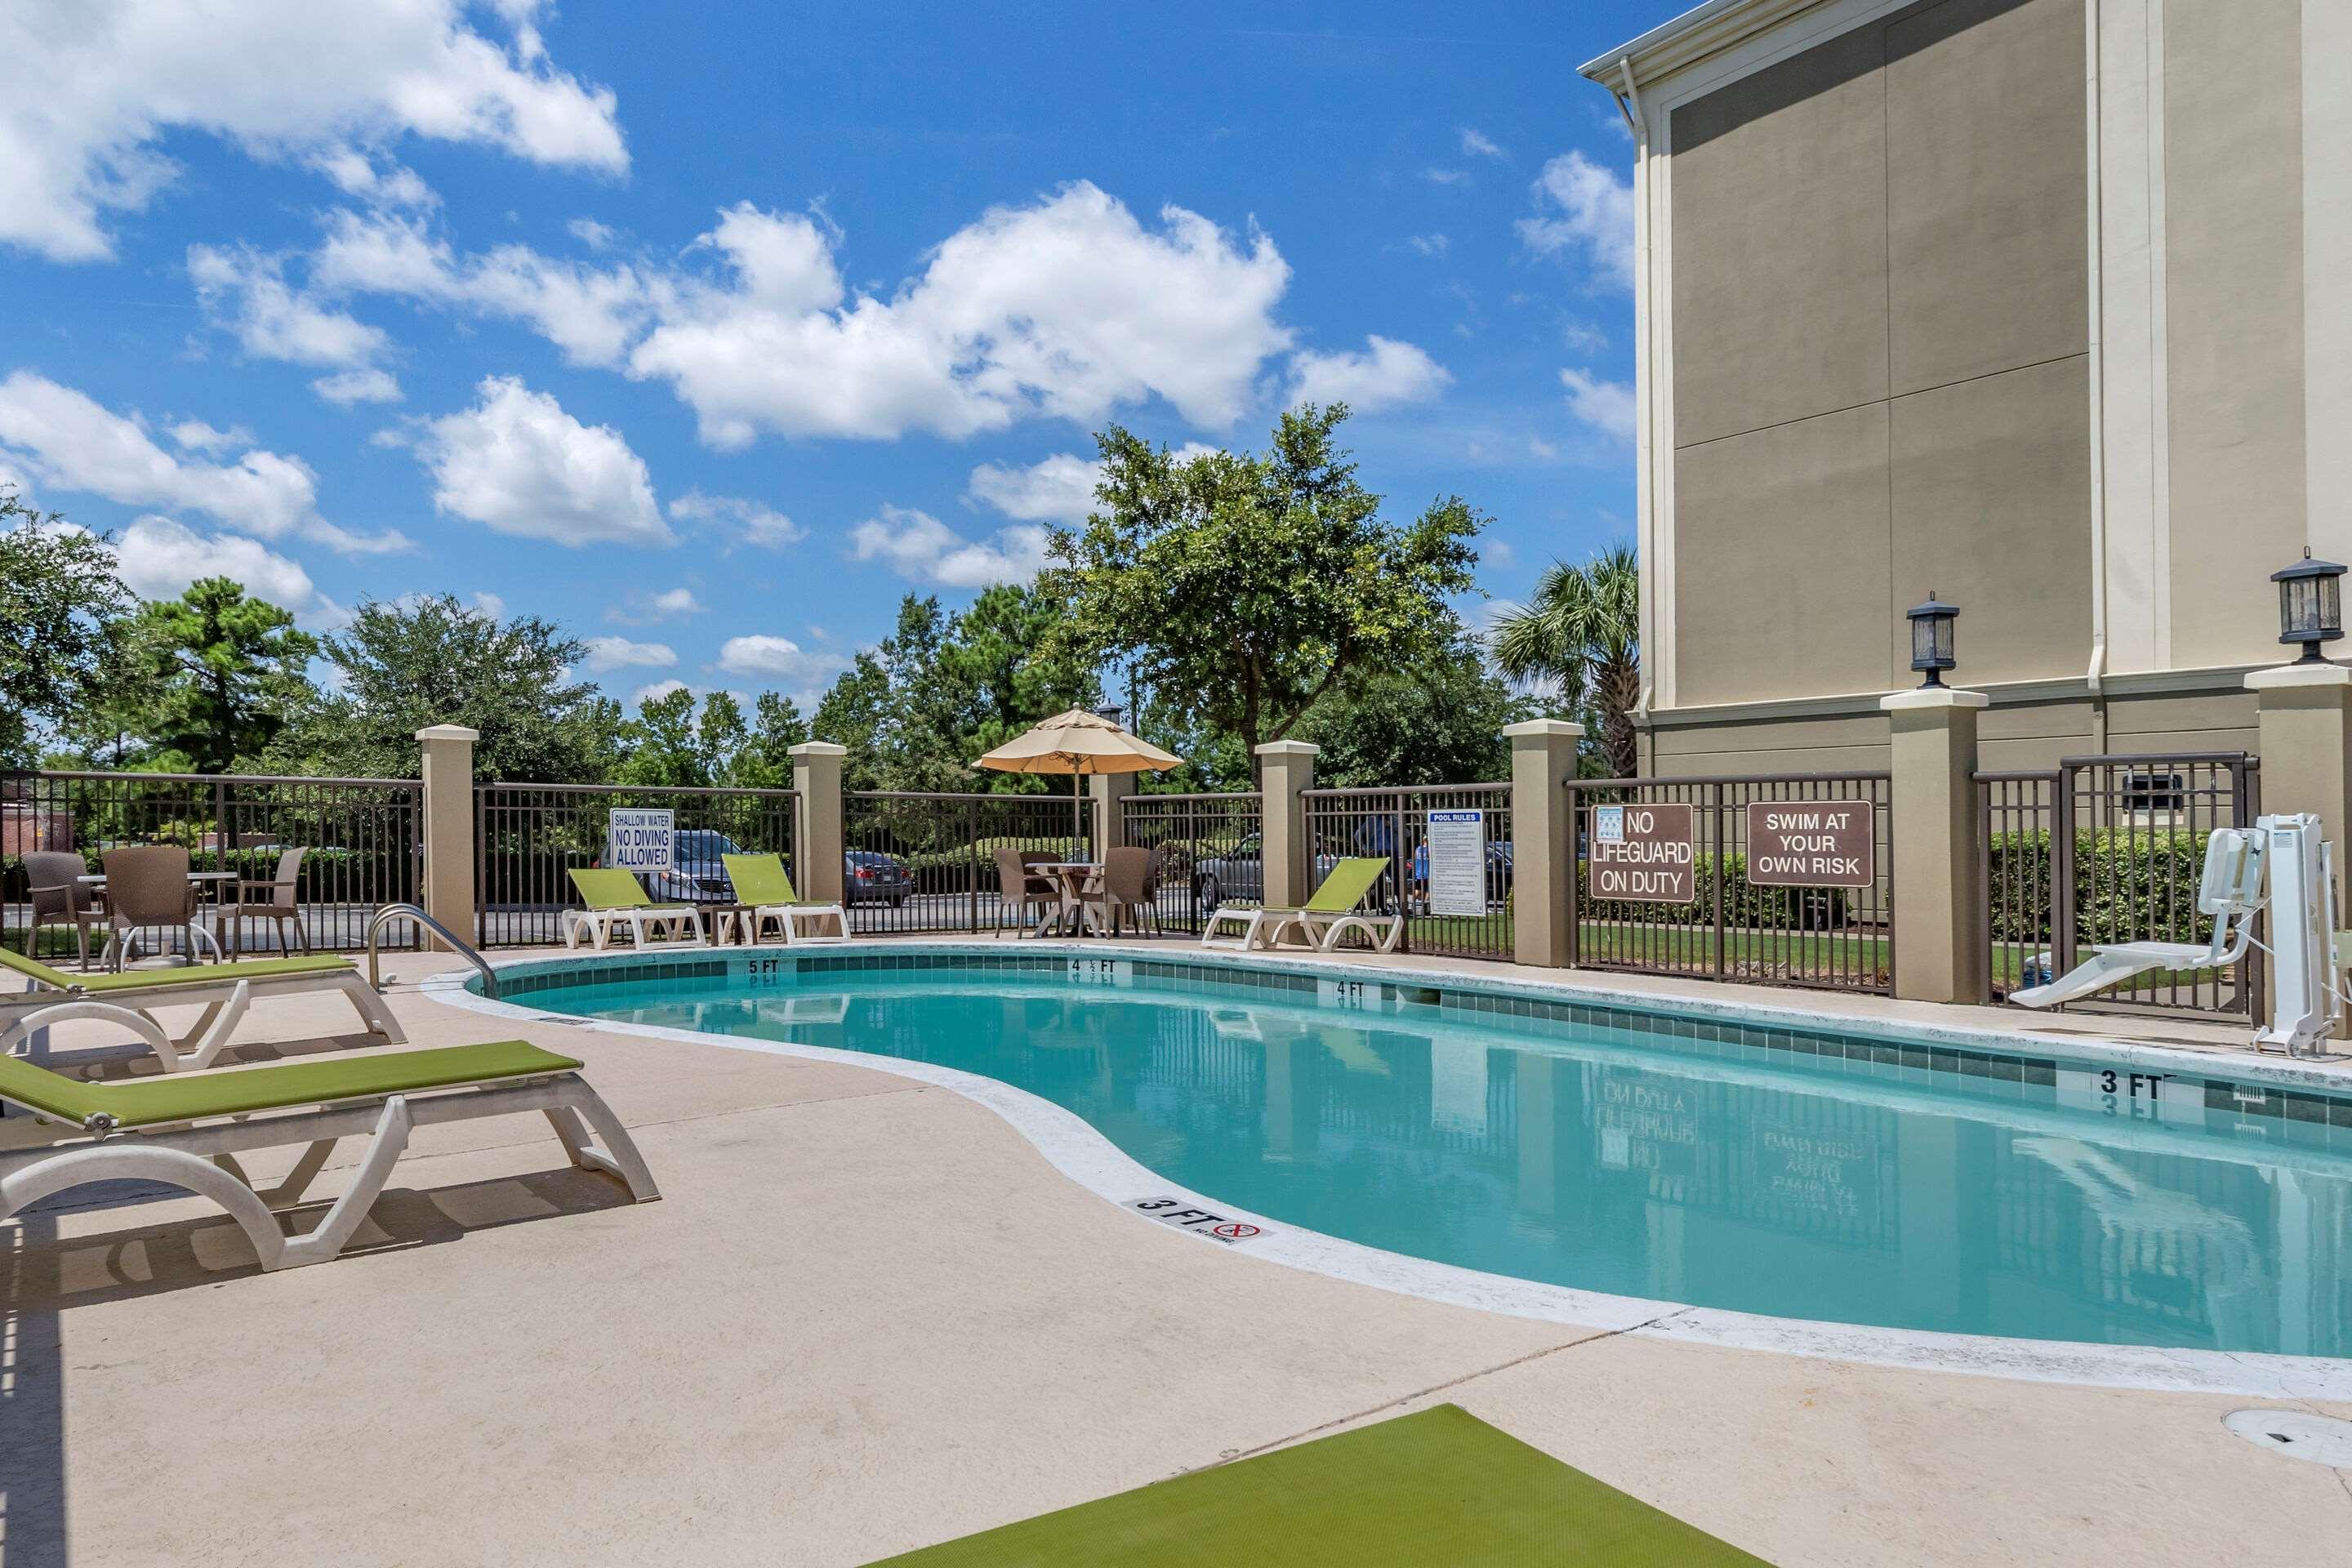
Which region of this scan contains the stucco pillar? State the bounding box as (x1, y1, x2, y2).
(2247, 663, 2352, 838)
(1090, 771, 1137, 856)
(1880, 688, 1988, 1004)
(414, 724, 479, 951)
(790, 742, 848, 905)
(1503, 719, 1585, 969)
(1254, 741, 1318, 909)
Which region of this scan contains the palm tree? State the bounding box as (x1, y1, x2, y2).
(1490, 543, 1642, 777)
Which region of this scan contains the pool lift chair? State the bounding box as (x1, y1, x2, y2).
(2009, 813, 2345, 1058)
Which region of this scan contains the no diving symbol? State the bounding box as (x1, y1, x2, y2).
(1126, 1196, 1270, 1245)
(1211, 1222, 1260, 1241)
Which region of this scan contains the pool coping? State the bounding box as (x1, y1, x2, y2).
(417, 940, 2352, 1402)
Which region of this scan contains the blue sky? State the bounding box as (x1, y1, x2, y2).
(0, 1, 1662, 713)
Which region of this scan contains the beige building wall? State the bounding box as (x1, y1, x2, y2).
(1588, 0, 2333, 775)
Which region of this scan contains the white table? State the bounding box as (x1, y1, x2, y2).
(77, 871, 236, 967)
(1029, 862, 1107, 937)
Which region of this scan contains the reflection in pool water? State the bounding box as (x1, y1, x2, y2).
(539, 969, 2352, 1357)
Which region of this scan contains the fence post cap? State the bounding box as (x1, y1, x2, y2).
(787, 741, 849, 757)
(1253, 740, 1320, 758)
(1502, 718, 1586, 739)
(414, 724, 481, 742)
(2246, 662, 2352, 691)
(1879, 688, 1988, 712)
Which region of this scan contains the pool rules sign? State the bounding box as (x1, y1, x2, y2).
(1588, 803, 1695, 902)
(1744, 801, 1873, 888)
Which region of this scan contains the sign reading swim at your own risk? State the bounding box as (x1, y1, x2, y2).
(606, 808, 675, 873)
(1588, 803, 1695, 902)
(1744, 801, 1873, 888)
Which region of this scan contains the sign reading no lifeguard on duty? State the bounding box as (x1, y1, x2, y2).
(1588, 804, 1695, 902)
(606, 808, 675, 873)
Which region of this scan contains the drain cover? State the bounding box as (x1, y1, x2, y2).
(2225, 1410, 2352, 1467)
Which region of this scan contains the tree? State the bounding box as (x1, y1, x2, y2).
(1045, 403, 1481, 768)
(728, 693, 808, 789)
(1490, 543, 1642, 778)
(124, 577, 318, 772)
(268, 594, 621, 781)
(0, 490, 135, 764)
(1297, 637, 1535, 787)
(617, 685, 710, 787)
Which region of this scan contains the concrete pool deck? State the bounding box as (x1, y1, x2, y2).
(3, 945, 2349, 1566)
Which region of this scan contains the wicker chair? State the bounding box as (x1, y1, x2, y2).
(992, 846, 1056, 938)
(22, 852, 103, 969)
(100, 845, 220, 970)
(224, 846, 310, 957)
(1098, 845, 1160, 937)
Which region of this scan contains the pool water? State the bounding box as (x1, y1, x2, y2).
(529, 961, 2352, 1357)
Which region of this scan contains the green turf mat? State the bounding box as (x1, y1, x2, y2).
(864, 1403, 1772, 1566)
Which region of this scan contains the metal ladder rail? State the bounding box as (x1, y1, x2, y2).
(367, 902, 501, 999)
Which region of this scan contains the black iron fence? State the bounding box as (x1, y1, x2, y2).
(1298, 783, 1514, 960)
(1976, 752, 2261, 1018)
(843, 790, 1089, 935)
(1119, 791, 1263, 934)
(475, 782, 799, 947)
(2, 769, 424, 955)
(1564, 773, 1895, 995)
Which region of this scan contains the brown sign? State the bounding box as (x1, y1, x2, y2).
(1588, 802, 1695, 902)
(1744, 800, 1874, 888)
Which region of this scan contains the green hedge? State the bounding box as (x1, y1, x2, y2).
(1985, 828, 2216, 947)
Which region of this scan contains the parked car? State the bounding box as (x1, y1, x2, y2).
(1192, 835, 1338, 912)
(844, 849, 913, 906)
(643, 829, 748, 905)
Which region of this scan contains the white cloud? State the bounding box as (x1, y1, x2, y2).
(0, 0, 626, 262)
(630, 678, 688, 707)
(472, 590, 507, 620)
(1403, 234, 1450, 258)
(312, 368, 403, 406)
(1558, 318, 1610, 357)
(567, 216, 616, 250)
(110, 514, 346, 628)
(1561, 368, 1637, 442)
(964, 452, 1101, 524)
(1459, 128, 1507, 159)
(309, 147, 435, 209)
(713, 634, 851, 706)
(667, 488, 804, 547)
(412, 375, 671, 546)
(189, 243, 393, 376)
(0, 370, 404, 553)
(580, 635, 676, 674)
(850, 504, 1049, 588)
(1519, 151, 1635, 292)
(649, 587, 703, 617)
(1286, 336, 1451, 413)
(630, 186, 1294, 446)
(169, 418, 250, 453)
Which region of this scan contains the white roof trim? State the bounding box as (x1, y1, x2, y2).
(1578, 0, 1838, 88)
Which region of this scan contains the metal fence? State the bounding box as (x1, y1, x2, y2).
(2, 769, 424, 955)
(1298, 783, 1515, 960)
(1119, 791, 1263, 934)
(1563, 773, 1895, 995)
(1976, 751, 2261, 1018)
(842, 790, 1089, 935)
(474, 782, 799, 947)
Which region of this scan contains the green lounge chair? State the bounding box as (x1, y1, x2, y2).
(0, 1040, 658, 1270)
(562, 868, 708, 951)
(1, 945, 405, 1074)
(719, 854, 849, 945)
(1200, 857, 1403, 954)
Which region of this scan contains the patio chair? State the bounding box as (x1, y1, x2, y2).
(1098, 845, 1160, 937)
(0, 1038, 658, 1271)
(22, 851, 103, 969)
(719, 853, 849, 944)
(100, 844, 222, 970)
(992, 847, 1056, 938)
(1200, 857, 1402, 954)
(0, 945, 406, 1073)
(222, 846, 310, 957)
(562, 868, 707, 951)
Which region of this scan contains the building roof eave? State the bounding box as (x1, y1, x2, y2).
(1577, 0, 1837, 91)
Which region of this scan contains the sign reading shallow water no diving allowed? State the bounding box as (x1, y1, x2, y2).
(1588, 803, 1695, 902)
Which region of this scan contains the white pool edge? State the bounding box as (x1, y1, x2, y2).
(416, 942, 2352, 1403)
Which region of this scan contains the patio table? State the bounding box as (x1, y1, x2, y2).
(77, 871, 237, 968)
(1028, 862, 1107, 937)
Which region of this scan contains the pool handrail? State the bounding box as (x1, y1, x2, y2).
(367, 903, 501, 999)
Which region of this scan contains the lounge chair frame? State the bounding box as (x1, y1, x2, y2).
(560, 868, 709, 952)
(717, 854, 849, 946)
(1200, 858, 1401, 954)
(0, 1064, 657, 1272)
(0, 952, 406, 1074)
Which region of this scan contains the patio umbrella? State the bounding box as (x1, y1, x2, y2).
(974, 708, 1183, 849)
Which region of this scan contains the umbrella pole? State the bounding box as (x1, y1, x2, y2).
(1074, 768, 1085, 858)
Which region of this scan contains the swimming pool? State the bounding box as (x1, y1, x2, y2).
(458, 947, 2352, 1371)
